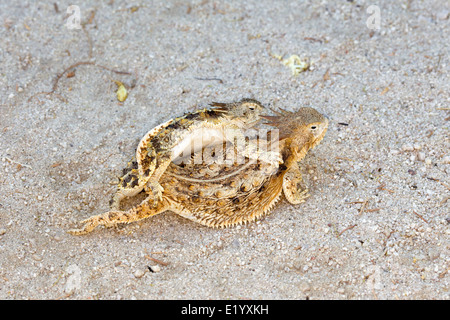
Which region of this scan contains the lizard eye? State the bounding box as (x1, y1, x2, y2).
(249, 106, 255, 110)
(310, 125, 317, 130)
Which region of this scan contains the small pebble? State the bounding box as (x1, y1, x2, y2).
(134, 269, 146, 278)
(417, 152, 426, 161)
(442, 156, 450, 164)
(402, 144, 414, 152)
(0, 228, 6, 235)
(31, 254, 42, 261)
(148, 265, 161, 273)
(425, 158, 432, 165)
(298, 281, 311, 292)
(231, 239, 241, 249)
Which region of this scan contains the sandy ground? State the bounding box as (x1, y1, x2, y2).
(0, 0, 448, 300)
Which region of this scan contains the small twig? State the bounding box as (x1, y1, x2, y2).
(338, 224, 357, 237)
(304, 37, 323, 43)
(440, 195, 449, 206)
(380, 82, 392, 95)
(81, 10, 96, 58)
(144, 249, 169, 266)
(145, 255, 169, 266)
(82, 27, 93, 59)
(336, 156, 353, 161)
(4, 157, 32, 169)
(84, 9, 96, 25)
(323, 68, 330, 81)
(376, 183, 386, 190)
(194, 77, 224, 84)
(427, 177, 450, 190)
(345, 200, 370, 214)
(438, 267, 449, 279)
(439, 181, 450, 190)
(435, 53, 443, 72)
(377, 183, 395, 194)
(55, 293, 73, 300)
(382, 230, 395, 247)
(365, 207, 384, 213)
(412, 210, 429, 224)
(359, 200, 369, 214)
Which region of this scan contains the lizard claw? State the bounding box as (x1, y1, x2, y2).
(147, 182, 164, 207)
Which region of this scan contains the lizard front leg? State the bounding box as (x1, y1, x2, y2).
(282, 164, 310, 205)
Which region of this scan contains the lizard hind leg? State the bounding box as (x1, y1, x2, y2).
(142, 156, 172, 206)
(68, 196, 170, 235)
(282, 165, 310, 205)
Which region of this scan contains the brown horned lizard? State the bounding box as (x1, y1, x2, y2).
(110, 98, 280, 210)
(68, 107, 328, 235)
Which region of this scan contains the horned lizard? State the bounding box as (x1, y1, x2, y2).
(69, 107, 328, 235)
(110, 98, 280, 210)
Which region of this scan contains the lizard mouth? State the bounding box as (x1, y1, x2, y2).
(310, 121, 328, 150)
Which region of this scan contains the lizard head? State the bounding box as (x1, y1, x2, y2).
(210, 98, 265, 128)
(262, 107, 328, 161)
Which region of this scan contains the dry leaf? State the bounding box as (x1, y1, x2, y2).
(282, 55, 310, 75)
(114, 80, 128, 102)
